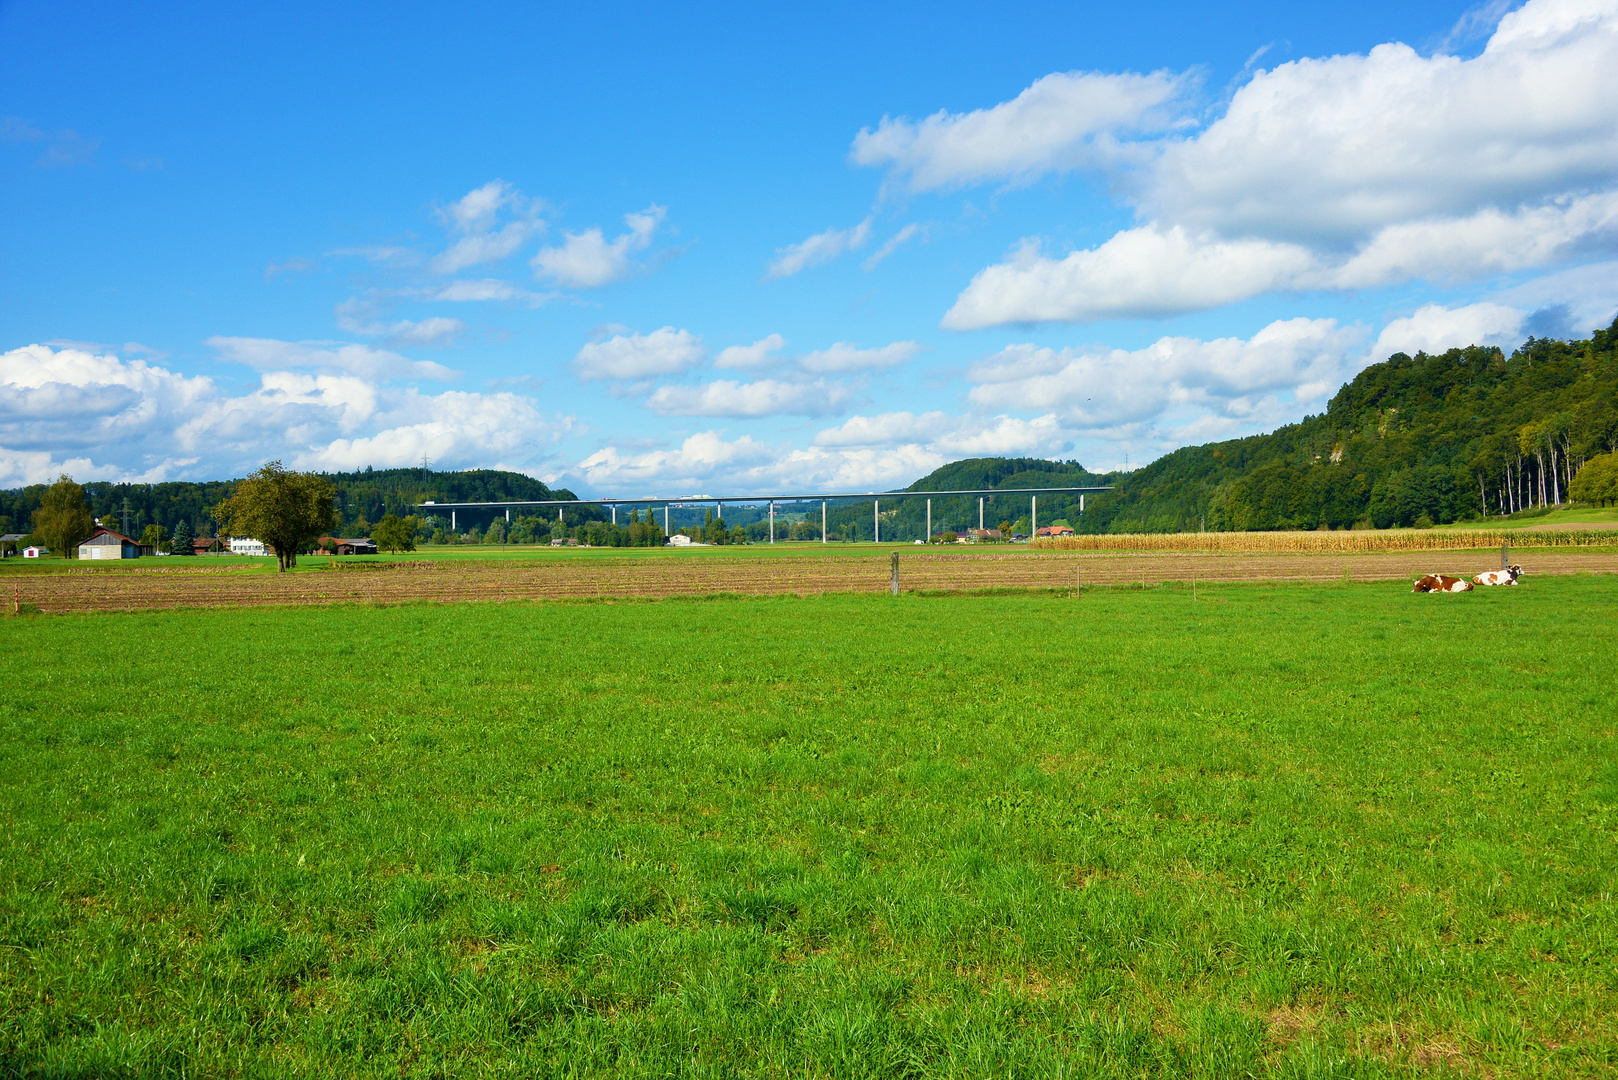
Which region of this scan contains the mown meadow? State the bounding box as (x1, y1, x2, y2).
(2, 579, 1616, 1077)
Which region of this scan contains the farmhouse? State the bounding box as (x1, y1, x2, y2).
(229, 537, 268, 557)
(318, 536, 379, 555)
(966, 528, 1004, 542)
(77, 527, 142, 560)
(0, 533, 26, 557)
(1035, 525, 1075, 538)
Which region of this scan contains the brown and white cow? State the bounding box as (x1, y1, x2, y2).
(1413, 573, 1474, 593)
(1473, 564, 1522, 586)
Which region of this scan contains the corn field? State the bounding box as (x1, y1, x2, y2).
(1033, 528, 1618, 553)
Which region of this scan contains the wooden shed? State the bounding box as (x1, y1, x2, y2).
(77, 527, 142, 560)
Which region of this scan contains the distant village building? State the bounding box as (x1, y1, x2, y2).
(193, 537, 224, 554)
(1035, 525, 1075, 538)
(78, 528, 142, 560)
(966, 528, 1004, 542)
(0, 533, 26, 557)
(317, 536, 379, 555)
(230, 537, 268, 557)
(23, 546, 44, 558)
(550, 537, 579, 547)
(666, 534, 697, 547)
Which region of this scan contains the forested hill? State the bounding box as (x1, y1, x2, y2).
(0, 468, 568, 540)
(1081, 318, 1618, 532)
(905, 457, 1109, 493)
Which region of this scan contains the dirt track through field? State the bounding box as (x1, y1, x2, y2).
(11, 548, 1618, 613)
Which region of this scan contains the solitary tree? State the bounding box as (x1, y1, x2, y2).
(214, 461, 337, 572)
(374, 513, 418, 553)
(31, 475, 95, 557)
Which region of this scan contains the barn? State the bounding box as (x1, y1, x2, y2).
(77, 527, 142, 560)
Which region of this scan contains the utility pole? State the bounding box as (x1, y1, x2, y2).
(120, 498, 131, 538)
(769, 501, 775, 543)
(979, 497, 984, 532)
(874, 500, 880, 543)
(926, 499, 931, 543)
(822, 501, 827, 544)
(1032, 495, 1037, 537)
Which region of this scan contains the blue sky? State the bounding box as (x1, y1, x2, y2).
(3, 0, 1616, 494)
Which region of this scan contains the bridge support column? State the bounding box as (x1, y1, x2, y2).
(822, 501, 826, 544)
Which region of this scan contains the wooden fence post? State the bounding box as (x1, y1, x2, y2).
(890, 551, 899, 596)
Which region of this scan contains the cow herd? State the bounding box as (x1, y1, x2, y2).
(1412, 564, 1522, 593)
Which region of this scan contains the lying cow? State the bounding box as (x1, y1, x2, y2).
(1413, 573, 1473, 593)
(1473, 564, 1523, 586)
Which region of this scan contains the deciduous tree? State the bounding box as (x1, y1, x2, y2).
(31, 476, 95, 558)
(372, 513, 417, 553)
(214, 461, 336, 572)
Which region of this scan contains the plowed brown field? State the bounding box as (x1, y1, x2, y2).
(10, 547, 1618, 613)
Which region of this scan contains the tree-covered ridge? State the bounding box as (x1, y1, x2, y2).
(0, 468, 573, 541)
(1083, 318, 1618, 533)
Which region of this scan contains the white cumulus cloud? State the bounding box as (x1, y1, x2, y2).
(714, 333, 787, 370)
(943, 228, 1315, 329)
(206, 336, 458, 381)
(430, 279, 555, 306)
(766, 218, 873, 279)
(928, 0, 1618, 326)
(432, 180, 545, 274)
(531, 205, 666, 288)
(851, 69, 1189, 193)
(574, 430, 947, 496)
(645, 378, 850, 418)
(573, 327, 706, 381)
(1371, 302, 1526, 358)
(0, 342, 567, 488)
(967, 317, 1367, 429)
(798, 341, 921, 374)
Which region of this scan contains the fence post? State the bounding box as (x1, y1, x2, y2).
(1501, 541, 1508, 571)
(1075, 562, 1081, 599)
(890, 551, 899, 596)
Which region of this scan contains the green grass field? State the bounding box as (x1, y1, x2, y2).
(1440, 507, 1618, 530)
(3, 580, 1616, 1077)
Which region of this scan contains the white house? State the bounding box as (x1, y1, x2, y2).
(666, 534, 700, 547)
(78, 528, 141, 560)
(230, 537, 268, 556)
(23, 546, 43, 558)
